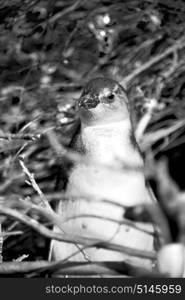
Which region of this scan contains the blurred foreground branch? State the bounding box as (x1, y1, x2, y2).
(0, 205, 155, 260)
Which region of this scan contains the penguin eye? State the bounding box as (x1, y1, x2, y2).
(107, 93, 115, 102)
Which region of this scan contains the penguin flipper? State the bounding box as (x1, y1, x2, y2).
(48, 119, 81, 264)
(54, 117, 81, 190)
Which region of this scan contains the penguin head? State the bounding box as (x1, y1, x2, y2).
(77, 77, 129, 125)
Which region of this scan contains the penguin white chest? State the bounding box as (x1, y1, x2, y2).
(67, 121, 148, 206)
(82, 121, 134, 165)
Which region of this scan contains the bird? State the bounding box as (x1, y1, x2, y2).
(50, 77, 156, 275)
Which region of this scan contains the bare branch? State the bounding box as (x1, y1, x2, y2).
(0, 205, 156, 260)
(123, 35, 185, 86)
(0, 260, 158, 277)
(64, 214, 155, 236)
(141, 120, 185, 151)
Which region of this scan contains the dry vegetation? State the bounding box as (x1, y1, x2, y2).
(0, 0, 185, 277)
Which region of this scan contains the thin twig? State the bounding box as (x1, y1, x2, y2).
(64, 214, 155, 236)
(49, 0, 84, 24)
(136, 109, 154, 142)
(122, 35, 185, 86)
(19, 157, 52, 211)
(2, 231, 23, 238)
(0, 133, 39, 141)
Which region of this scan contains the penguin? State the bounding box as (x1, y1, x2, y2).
(50, 77, 156, 275)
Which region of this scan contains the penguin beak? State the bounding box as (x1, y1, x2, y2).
(78, 95, 100, 109)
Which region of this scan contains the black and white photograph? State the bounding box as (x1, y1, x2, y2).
(0, 0, 185, 297)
